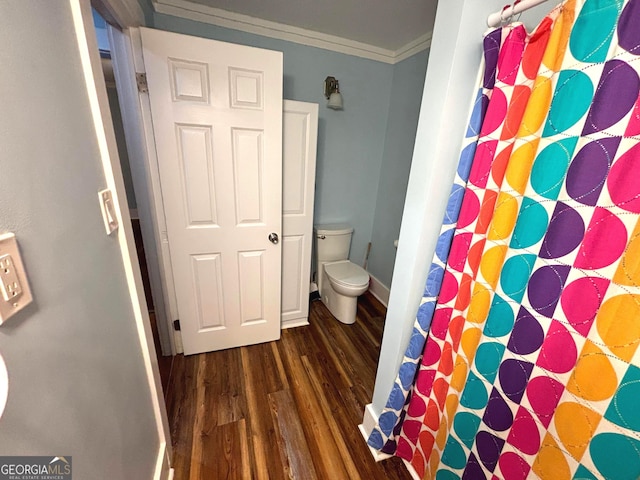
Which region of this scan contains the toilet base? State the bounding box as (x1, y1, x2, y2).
(320, 273, 360, 324)
(322, 289, 358, 324)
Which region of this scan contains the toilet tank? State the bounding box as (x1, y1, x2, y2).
(314, 224, 353, 264)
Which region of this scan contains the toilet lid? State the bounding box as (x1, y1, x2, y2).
(324, 261, 369, 287)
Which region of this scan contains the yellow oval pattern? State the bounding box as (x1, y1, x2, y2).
(450, 355, 468, 392)
(505, 139, 541, 194)
(488, 193, 519, 240)
(554, 402, 602, 461)
(479, 245, 508, 289)
(445, 394, 459, 430)
(435, 416, 448, 450)
(532, 433, 571, 480)
(519, 76, 552, 137)
(566, 340, 618, 401)
(596, 294, 640, 362)
(461, 327, 483, 362)
(613, 219, 640, 286)
(467, 283, 491, 324)
(429, 450, 440, 480)
(542, 0, 575, 72)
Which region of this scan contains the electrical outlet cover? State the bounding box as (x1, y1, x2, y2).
(0, 233, 33, 324)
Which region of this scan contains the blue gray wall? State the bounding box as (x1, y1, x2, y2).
(152, 12, 398, 269)
(0, 2, 159, 477)
(367, 51, 429, 287)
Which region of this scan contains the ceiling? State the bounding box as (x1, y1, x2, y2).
(159, 0, 439, 53)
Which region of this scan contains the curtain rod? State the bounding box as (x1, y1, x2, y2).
(487, 0, 550, 27)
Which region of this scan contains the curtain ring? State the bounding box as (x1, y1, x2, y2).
(512, 0, 523, 22)
(500, 2, 515, 27)
(500, 1, 516, 26)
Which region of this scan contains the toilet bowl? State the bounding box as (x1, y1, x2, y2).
(322, 261, 369, 324)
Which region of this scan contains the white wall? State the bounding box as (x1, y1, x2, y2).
(370, 0, 553, 415)
(0, 2, 162, 477)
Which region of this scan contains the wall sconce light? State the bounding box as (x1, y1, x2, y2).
(324, 76, 343, 110)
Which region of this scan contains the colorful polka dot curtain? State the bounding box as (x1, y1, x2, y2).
(368, 0, 640, 478)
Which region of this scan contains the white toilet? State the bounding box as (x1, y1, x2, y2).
(314, 224, 370, 324)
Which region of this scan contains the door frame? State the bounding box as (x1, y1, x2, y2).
(109, 24, 182, 355)
(76, 0, 172, 477)
(95, 0, 182, 355)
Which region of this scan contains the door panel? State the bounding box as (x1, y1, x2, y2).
(176, 125, 217, 226)
(140, 27, 282, 354)
(238, 250, 266, 324)
(191, 253, 224, 330)
(232, 128, 264, 224)
(282, 235, 304, 315)
(281, 101, 319, 328)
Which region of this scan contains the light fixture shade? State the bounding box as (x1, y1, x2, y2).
(327, 92, 343, 110)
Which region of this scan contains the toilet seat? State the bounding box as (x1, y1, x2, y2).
(324, 260, 369, 287)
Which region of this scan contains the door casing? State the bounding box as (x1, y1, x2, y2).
(75, 0, 172, 477)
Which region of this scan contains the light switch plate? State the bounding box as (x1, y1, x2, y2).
(0, 233, 33, 324)
(98, 189, 119, 235)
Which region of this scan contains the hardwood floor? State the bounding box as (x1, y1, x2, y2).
(165, 292, 412, 480)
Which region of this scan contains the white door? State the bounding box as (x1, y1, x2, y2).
(281, 100, 318, 328)
(140, 27, 283, 355)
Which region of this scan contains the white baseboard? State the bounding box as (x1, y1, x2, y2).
(154, 441, 172, 480)
(281, 317, 310, 329)
(173, 330, 184, 354)
(358, 403, 393, 462)
(361, 403, 378, 435)
(368, 274, 390, 307)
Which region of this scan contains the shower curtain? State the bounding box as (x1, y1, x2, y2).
(369, 0, 640, 478)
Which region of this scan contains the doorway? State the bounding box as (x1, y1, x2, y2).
(92, 6, 174, 391)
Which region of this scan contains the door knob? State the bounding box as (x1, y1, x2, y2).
(268, 233, 279, 244)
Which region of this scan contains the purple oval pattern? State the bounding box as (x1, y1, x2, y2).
(618, 0, 640, 55)
(507, 308, 545, 355)
(539, 202, 585, 259)
(499, 358, 534, 403)
(483, 389, 514, 432)
(566, 138, 621, 206)
(484, 28, 502, 89)
(476, 430, 505, 472)
(583, 61, 640, 135)
(462, 453, 487, 480)
(528, 265, 571, 318)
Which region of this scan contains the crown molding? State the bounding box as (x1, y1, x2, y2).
(151, 0, 430, 64)
(98, 0, 145, 28)
(394, 32, 432, 63)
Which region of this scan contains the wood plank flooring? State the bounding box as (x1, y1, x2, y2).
(165, 292, 412, 480)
